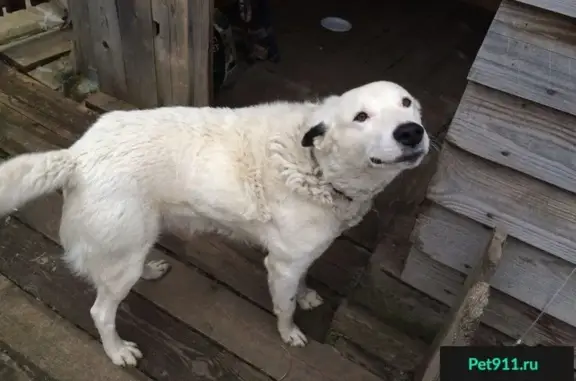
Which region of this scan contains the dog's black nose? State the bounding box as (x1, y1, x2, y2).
(393, 122, 424, 147)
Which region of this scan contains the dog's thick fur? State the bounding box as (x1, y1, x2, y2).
(0, 81, 428, 366)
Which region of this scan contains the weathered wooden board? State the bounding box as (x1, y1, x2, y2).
(0, 339, 58, 381)
(516, 0, 576, 19)
(331, 301, 426, 373)
(448, 83, 576, 194)
(493, 1, 576, 60)
(117, 0, 158, 108)
(0, 275, 150, 381)
(469, 30, 576, 117)
(67, 0, 93, 75)
(85, 91, 138, 113)
(401, 249, 576, 367)
(0, 218, 268, 381)
(151, 0, 192, 105)
(428, 143, 576, 265)
(189, 0, 212, 106)
(151, 0, 173, 105)
(0, 62, 97, 137)
(0, 29, 71, 71)
(0, 99, 68, 153)
(413, 204, 576, 330)
(86, 0, 127, 98)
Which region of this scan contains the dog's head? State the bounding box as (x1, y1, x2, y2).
(302, 81, 429, 172)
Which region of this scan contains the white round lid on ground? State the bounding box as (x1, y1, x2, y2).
(321, 17, 352, 32)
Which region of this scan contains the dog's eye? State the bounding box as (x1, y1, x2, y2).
(402, 97, 412, 108)
(354, 112, 369, 122)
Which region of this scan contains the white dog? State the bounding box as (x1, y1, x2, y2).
(0, 81, 428, 366)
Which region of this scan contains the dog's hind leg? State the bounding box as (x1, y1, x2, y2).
(90, 251, 149, 367)
(141, 259, 172, 280)
(296, 274, 324, 310)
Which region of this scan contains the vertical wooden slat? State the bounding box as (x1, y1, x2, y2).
(151, 0, 173, 105)
(67, 0, 93, 76)
(189, 0, 213, 106)
(86, 0, 127, 97)
(171, 0, 192, 105)
(117, 0, 158, 108)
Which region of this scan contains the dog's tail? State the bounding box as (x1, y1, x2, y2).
(0, 150, 75, 216)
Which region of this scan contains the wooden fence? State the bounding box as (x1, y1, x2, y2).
(69, 0, 212, 108)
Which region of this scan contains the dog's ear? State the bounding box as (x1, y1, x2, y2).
(301, 123, 326, 147)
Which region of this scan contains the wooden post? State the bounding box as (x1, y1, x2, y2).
(414, 226, 507, 381)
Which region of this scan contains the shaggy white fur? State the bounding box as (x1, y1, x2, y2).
(0, 81, 429, 366)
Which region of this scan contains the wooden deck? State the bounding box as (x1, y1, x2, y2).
(0, 0, 496, 379)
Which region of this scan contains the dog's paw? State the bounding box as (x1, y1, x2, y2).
(280, 326, 308, 347)
(297, 288, 324, 310)
(108, 341, 142, 367)
(141, 259, 172, 280)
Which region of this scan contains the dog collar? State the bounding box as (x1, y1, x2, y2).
(309, 149, 354, 202)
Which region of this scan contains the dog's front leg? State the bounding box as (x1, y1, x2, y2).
(264, 238, 331, 346)
(264, 255, 309, 346)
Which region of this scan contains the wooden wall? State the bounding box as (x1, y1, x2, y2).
(68, 0, 212, 108)
(403, 0, 576, 364)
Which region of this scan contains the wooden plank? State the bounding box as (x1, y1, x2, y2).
(67, 0, 93, 76)
(401, 248, 576, 367)
(0, 61, 97, 136)
(117, 0, 158, 108)
(189, 0, 212, 106)
(493, 1, 576, 60)
(516, 0, 576, 19)
(0, 275, 150, 381)
(0, 339, 58, 381)
(151, 0, 172, 105)
(151, 0, 192, 105)
(86, 0, 127, 99)
(331, 301, 426, 374)
(170, 0, 193, 104)
(85, 91, 138, 113)
(413, 204, 576, 328)
(469, 29, 576, 117)
(0, 218, 269, 381)
(414, 227, 506, 381)
(448, 83, 576, 194)
(428, 143, 576, 265)
(329, 337, 412, 381)
(0, 29, 71, 71)
(0, 99, 68, 154)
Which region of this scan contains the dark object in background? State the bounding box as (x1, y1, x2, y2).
(213, 8, 239, 94)
(217, 0, 280, 63)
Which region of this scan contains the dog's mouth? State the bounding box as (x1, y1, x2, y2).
(370, 150, 425, 166)
(395, 150, 425, 164)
